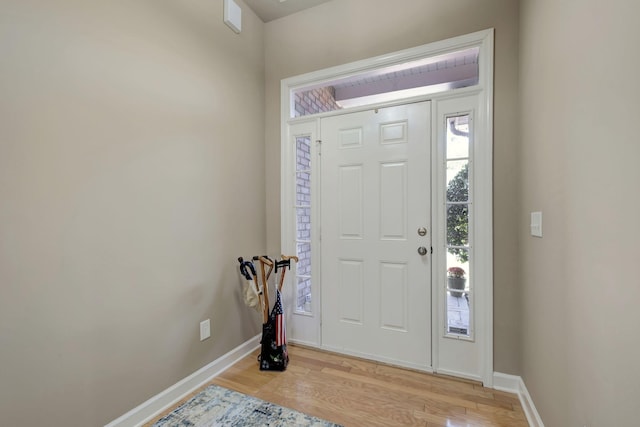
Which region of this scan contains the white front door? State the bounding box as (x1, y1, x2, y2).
(320, 102, 432, 370)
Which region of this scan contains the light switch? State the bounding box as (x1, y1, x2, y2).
(530, 211, 543, 237)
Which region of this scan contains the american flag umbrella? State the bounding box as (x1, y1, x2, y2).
(272, 289, 286, 347)
(259, 289, 289, 371)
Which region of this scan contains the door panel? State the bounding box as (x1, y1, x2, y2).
(338, 165, 363, 238)
(320, 102, 432, 370)
(338, 259, 364, 324)
(380, 162, 407, 239)
(379, 261, 408, 331)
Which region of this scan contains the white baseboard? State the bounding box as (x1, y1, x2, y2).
(493, 372, 545, 427)
(492, 372, 521, 393)
(105, 334, 261, 427)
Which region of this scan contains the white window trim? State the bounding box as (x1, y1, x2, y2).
(442, 108, 476, 342)
(281, 119, 321, 346)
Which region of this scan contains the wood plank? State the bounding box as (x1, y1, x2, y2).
(321, 367, 480, 410)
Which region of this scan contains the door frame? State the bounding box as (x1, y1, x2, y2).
(281, 29, 494, 386)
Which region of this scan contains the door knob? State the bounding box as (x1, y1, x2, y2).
(417, 246, 428, 256)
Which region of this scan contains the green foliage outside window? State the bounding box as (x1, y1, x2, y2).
(447, 163, 469, 263)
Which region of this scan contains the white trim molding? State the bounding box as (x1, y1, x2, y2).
(104, 335, 261, 427)
(282, 28, 495, 386)
(493, 372, 545, 427)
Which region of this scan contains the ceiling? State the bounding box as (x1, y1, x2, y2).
(243, 0, 334, 22)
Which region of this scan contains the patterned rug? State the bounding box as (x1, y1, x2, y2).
(152, 384, 342, 427)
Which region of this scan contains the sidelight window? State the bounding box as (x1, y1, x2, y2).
(295, 136, 313, 312)
(445, 114, 472, 337)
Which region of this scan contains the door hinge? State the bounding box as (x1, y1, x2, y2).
(316, 139, 322, 156)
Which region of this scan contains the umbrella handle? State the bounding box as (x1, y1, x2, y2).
(254, 256, 272, 323)
(237, 257, 257, 281)
(253, 255, 275, 280)
(239, 257, 265, 314)
(281, 255, 299, 263)
(275, 255, 298, 273)
(276, 254, 298, 292)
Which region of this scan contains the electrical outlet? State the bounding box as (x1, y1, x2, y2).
(200, 319, 211, 341)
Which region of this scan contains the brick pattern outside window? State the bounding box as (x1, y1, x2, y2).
(295, 136, 312, 310)
(294, 86, 341, 117)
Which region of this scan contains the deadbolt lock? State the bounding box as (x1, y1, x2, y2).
(417, 227, 427, 236)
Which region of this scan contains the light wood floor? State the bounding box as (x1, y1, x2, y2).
(146, 345, 529, 426)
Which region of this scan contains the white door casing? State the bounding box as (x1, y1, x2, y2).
(281, 29, 493, 385)
(320, 103, 431, 370)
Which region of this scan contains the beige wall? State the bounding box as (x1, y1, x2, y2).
(8, 1, 637, 425)
(519, 0, 640, 425)
(0, 1, 265, 425)
(264, 0, 522, 374)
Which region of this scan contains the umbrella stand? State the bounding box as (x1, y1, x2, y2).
(238, 254, 298, 371)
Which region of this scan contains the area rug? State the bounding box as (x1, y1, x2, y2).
(152, 384, 342, 427)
